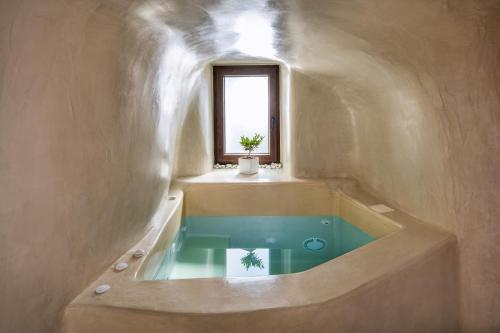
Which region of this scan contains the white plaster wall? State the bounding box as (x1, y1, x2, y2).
(287, 1, 500, 331)
(0, 0, 203, 332)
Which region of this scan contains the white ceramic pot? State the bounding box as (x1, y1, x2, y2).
(238, 156, 259, 174)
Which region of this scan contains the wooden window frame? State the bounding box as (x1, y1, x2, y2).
(213, 65, 280, 164)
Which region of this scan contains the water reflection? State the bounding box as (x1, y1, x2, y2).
(150, 216, 374, 280)
(227, 249, 269, 277)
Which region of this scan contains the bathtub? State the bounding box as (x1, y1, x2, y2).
(63, 176, 459, 333)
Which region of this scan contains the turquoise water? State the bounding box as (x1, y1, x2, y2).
(152, 216, 374, 280)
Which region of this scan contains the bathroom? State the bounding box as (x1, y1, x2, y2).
(0, 0, 499, 332)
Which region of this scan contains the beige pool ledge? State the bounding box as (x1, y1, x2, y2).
(63, 170, 459, 332)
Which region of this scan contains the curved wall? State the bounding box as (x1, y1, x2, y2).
(0, 0, 199, 332)
(286, 2, 500, 331)
(0, 0, 498, 332)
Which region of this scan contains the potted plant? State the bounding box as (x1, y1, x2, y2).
(238, 133, 264, 174)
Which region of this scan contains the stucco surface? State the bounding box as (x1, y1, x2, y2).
(285, 2, 500, 331)
(63, 182, 456, 333)
(64, 241, 458, 333)
(0, 1, 181, 332)
(1, 0, 499, 332)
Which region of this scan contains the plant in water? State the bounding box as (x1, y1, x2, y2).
(239, 133, 264, 158)
(240, 250, 264, 270)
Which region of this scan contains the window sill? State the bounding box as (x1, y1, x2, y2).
(174, 168, 298, 184)
(214, 162, 282, 170)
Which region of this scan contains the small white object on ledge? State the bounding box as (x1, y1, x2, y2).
(214, 163, 282, 169)
(114, 262, 128, 272)
(369, 204, 395, 214)
(238, 156, 259, 174)
(95, 284, 110, 295)
(133, 249, 146, 258)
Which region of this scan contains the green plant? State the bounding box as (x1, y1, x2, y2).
(239, 133, 264, 158)
(240, 250, 264, 270)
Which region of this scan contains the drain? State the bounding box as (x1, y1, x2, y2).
(303, 237, 327, 251)
(320, 219, 331, 225)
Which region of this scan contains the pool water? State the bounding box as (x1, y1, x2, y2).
(152, 216, 374, 280)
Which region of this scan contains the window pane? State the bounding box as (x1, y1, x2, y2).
(224, 76, 270, 154)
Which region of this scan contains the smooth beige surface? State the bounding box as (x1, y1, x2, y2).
(64, 243, 458, 333)
(1, 0, 499, 332)
(175, 176, 400, 238)
(182, 182, 334, 217)
(0, 2, 171, 333)
(137, 191, 184, 280)
(338, 192, 401, 239)
(286, 4, 500, 331)
(63, 181, 456, 332)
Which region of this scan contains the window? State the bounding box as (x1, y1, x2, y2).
(213, 65, 280, 164)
